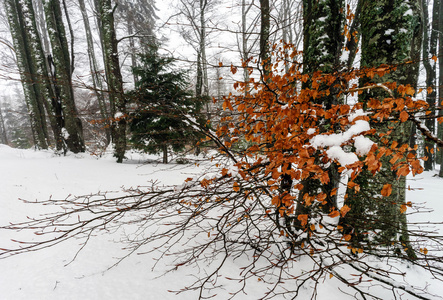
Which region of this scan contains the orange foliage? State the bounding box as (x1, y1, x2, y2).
(198, 44, 430, 245)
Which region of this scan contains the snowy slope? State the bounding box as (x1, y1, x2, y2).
(1, 145, 443, 299)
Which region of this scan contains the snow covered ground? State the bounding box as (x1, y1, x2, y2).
(1, 145, 443, 299)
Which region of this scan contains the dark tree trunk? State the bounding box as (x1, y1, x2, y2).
(0, 104, 8, 145)
(438, 0, 443, 177)
(340, 0, 422, 259)
(97, 0, 127, 163)
(422, 0, 440, 170)
(162, 144, 168, 164)
(43, 0, 85, 153)
(292, 0, 345, 233)
(259, 0, 270, 76)
(5, 0, 51, 150)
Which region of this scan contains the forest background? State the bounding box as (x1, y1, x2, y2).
(1, 0, 443, 299)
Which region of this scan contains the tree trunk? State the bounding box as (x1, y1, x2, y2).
(5, 0, 50, 150)
(422, 0, 439, 170)
(78, 0, 111, 145)
(33, 0, 51, 55)
(293, 0, 345, 232)
(0, 103, 8, 145)
(340, 0, 422, 259)
(43, 0, 85, 153)
(438, 0, 443, 177)
(259, 0, 270, 76)
(61, 0, 75, 75)
(97, 0, 127, 163)
(345, 0, 362, 69)
(240, 0, 253, 95)
(162, 144, 168, 164)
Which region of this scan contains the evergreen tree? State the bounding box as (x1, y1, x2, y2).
(128, 47, 206, 164)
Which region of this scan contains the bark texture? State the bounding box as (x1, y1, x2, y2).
(340, 0, 422, 258)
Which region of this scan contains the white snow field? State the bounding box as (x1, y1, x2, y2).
(1, 145, 443, 299)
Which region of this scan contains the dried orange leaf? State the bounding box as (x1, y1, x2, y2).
(297, 214, 309, 226)
(340, 205, 351, 217)
(328, 210, 340, 218)
(399, 111, 409, 122)
(400, 204, 407, 214)
(381, 184, 392, 197)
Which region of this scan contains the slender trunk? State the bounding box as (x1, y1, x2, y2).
(61, 0, 75, 75)
(78, 0, 111, 144)
(241, 0, 252, 95)
(0, 103, 8, 145)
(98, 0, 127, 162)
(281, 0, 290, 74)
(259, 0, 270, 76)
(162, 144, 168, 164)
(346, 0, 362, 69)
(200, 0, 209, 96)
(34, 0, 51, 55)
(439, 0, 443, 176)
(422, 0, 439, 170)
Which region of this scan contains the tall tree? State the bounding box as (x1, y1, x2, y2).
(438, 0, 443, 177)
(237, 0, 256, 93)
(340, 0, 422, 257)
(117, 0, 157, 85)
(293, 0, 345, 233)
(422, 0, 440, 170)
(259, 0, 270, 75)
(96, 0, 126, 162)
(177, 0, 216, 99)
(0, 102, 8, 145)
(278, 0, 303, 73)
(4, 0, 50, 149)
(128, 48, 205, 164)
(43, 0, 85, 153)
(33, 0, 51, 55)
(78, 0, 110, 144)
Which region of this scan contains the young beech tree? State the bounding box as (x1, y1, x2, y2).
(4, 45, 443, 299)
(128, 48, 206, 164)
